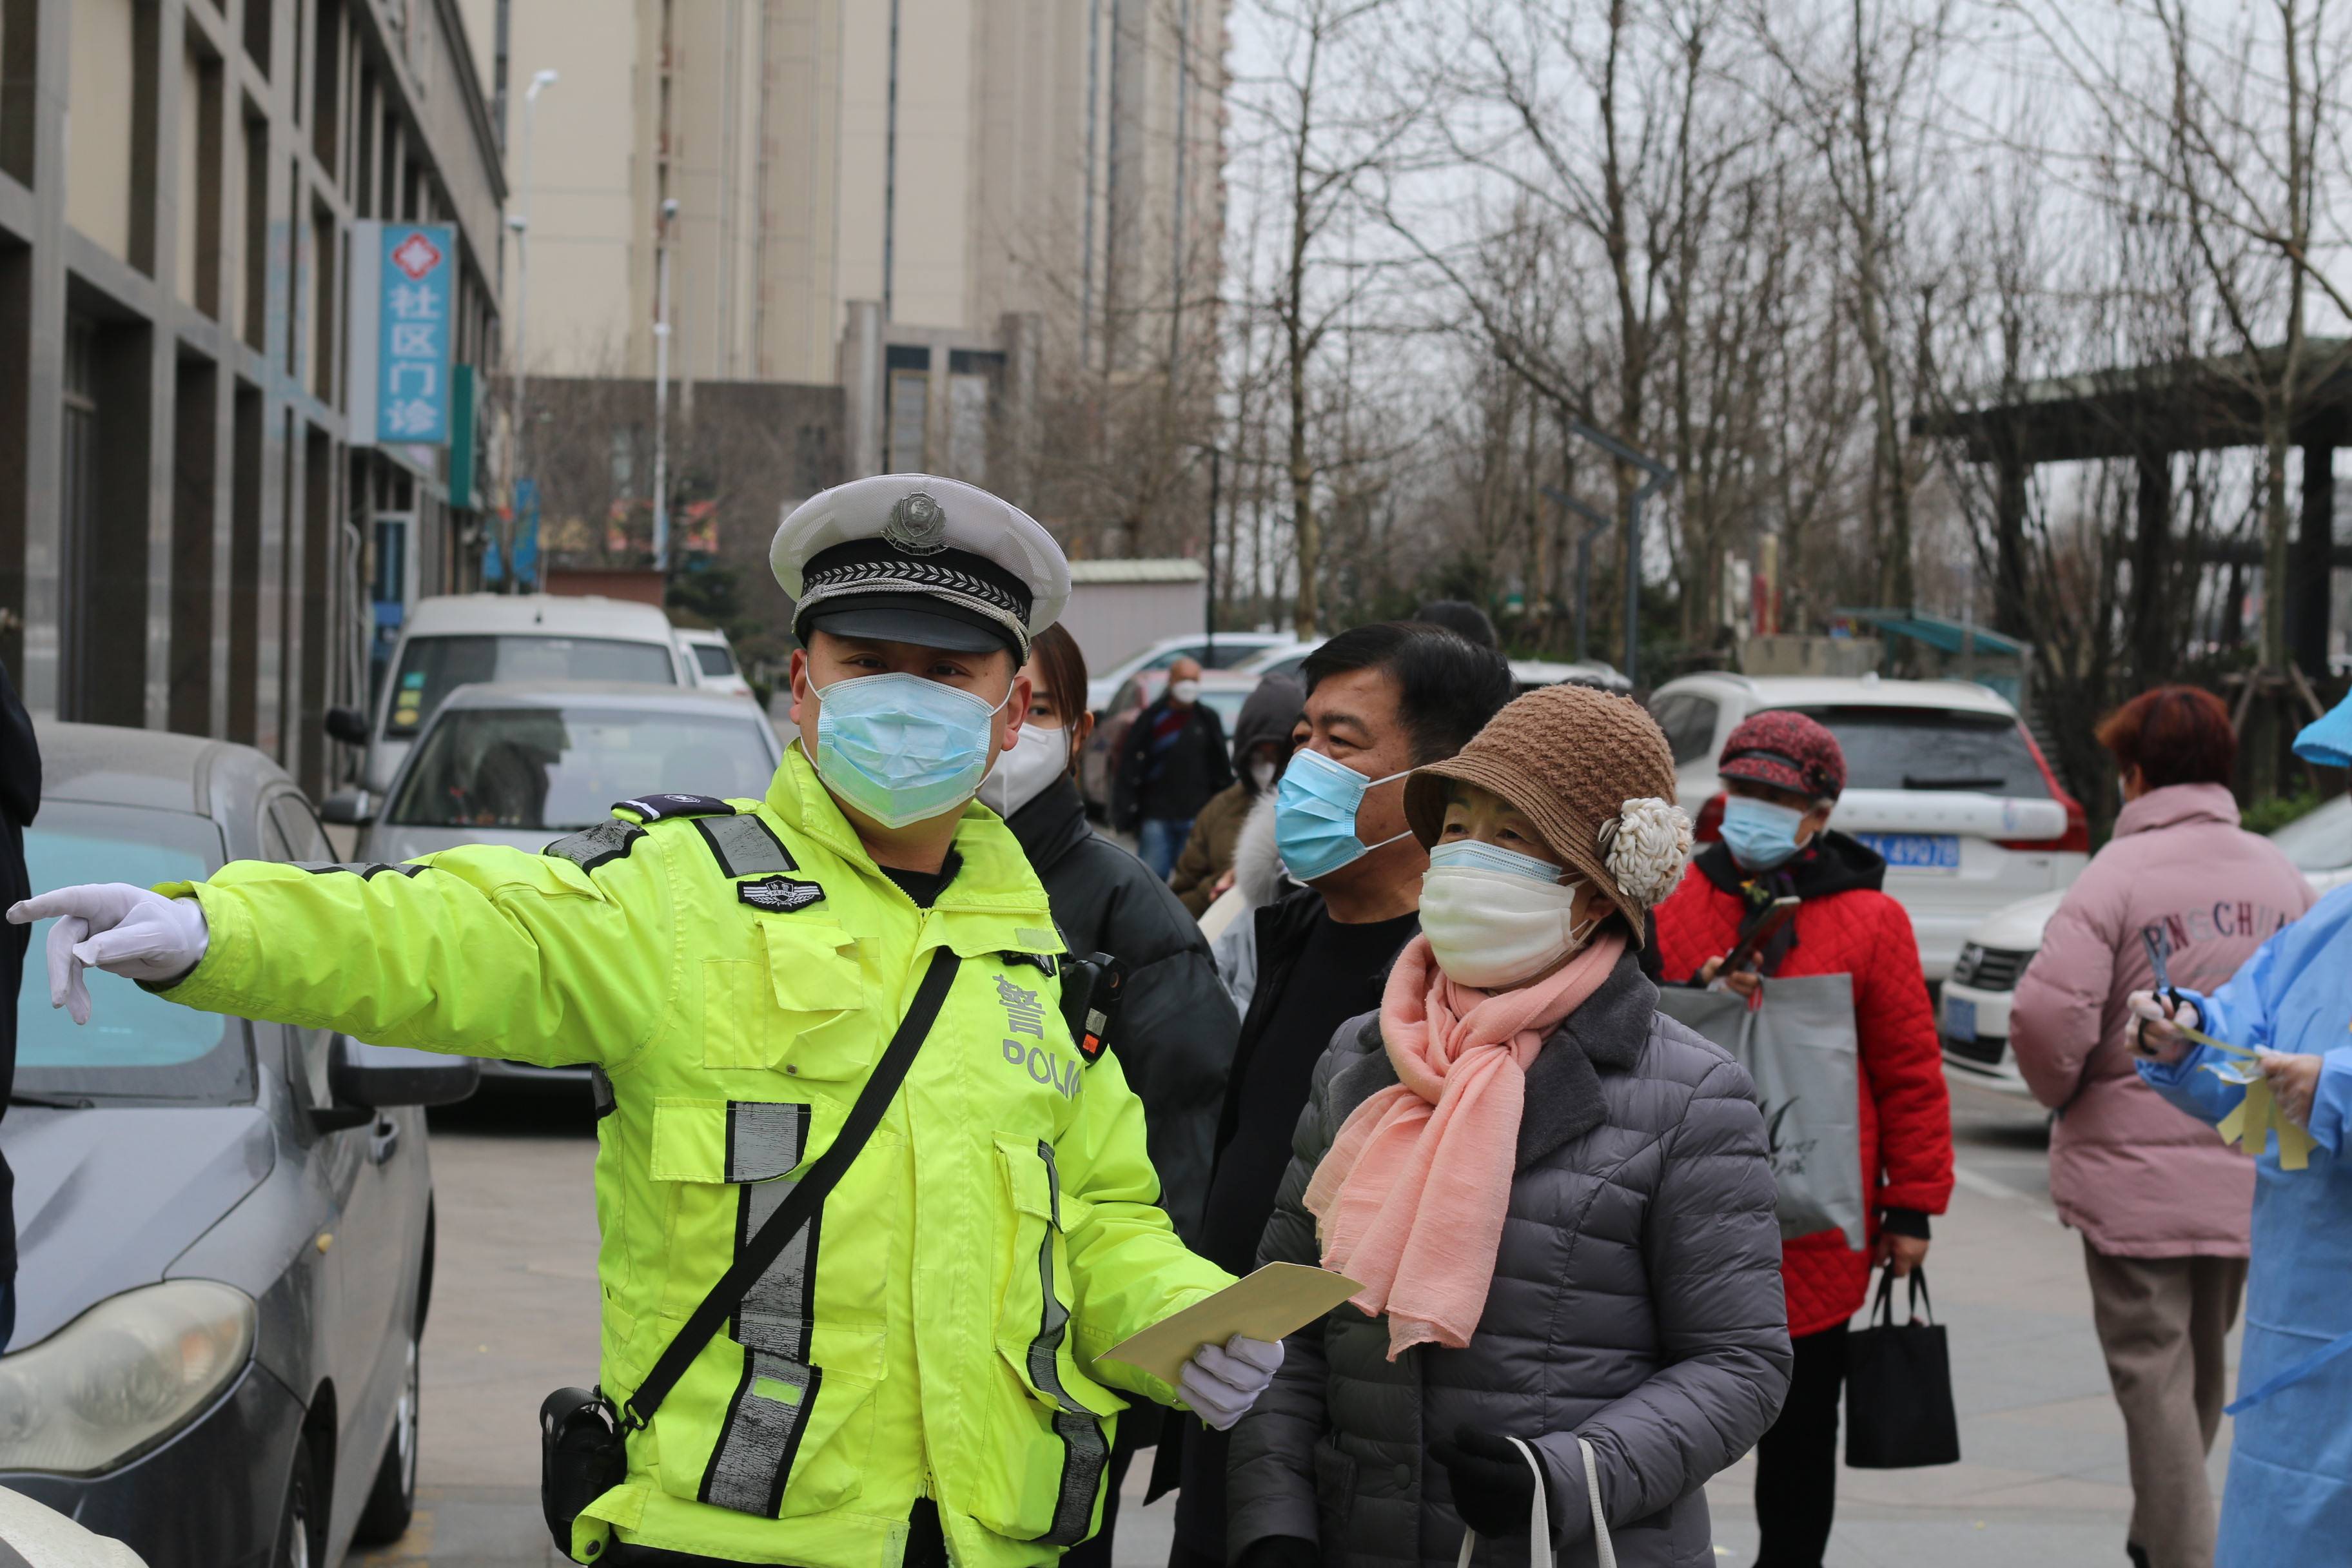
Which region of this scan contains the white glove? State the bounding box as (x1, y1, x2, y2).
(6, 883, 211, 1025)
(1177, 1334, 1284, 1431)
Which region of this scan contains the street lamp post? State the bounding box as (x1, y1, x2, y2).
(507, 68, 559, 594)
(652, 197, 680, 575)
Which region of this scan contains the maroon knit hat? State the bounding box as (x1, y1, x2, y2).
(1718, 710, 1845, 801)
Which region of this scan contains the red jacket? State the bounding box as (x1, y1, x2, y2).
(1653, 835, 1954, 1338)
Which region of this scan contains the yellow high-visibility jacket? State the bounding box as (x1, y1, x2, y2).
(160, 744, 1233, 1567)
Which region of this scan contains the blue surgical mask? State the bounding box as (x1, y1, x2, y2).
(1719, 795, 1807, 871)
(1426, 838, 1566, 885)
(1274, 747, 1412, 882)
(812, 672, 1010, 830)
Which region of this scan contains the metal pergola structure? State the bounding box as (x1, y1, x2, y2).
(1913, 338, 2352, 681)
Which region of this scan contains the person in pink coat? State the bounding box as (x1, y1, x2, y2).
(2008, 687, 2315, 1568)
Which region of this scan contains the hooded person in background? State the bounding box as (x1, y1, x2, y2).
(1651, 710, 1952, 1568)
(1412, 600, 1500, 650)
(0, 655, 35, 1352)
(2128, 690, 2352, 1567)
(1115, 658, 1235, 881)
(1170, 676, 1306, 917)
(980, 623, 1244, 1568)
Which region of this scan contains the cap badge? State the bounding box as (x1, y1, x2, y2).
(885, 491, 948, 556)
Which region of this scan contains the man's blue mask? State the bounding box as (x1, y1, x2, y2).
(812, 672, 1010, 830)
(1274, 747, 1412, 883)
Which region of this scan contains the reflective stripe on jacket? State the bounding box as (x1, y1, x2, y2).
(161, 743, 1233, 1567)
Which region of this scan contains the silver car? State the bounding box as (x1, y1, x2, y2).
(3, 722, 476, 1567)
(330, 682, 785, 1090)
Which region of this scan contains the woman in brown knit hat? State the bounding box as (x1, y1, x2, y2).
(1227, 683, 1793, 1568)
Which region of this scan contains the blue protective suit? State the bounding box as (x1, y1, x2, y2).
(2139, 880, 2352, 1567)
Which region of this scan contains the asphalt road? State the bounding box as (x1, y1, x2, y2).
(354, 1075, 2223, 1568)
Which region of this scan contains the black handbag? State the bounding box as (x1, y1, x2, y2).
(1843, 1265, 1961, 1469)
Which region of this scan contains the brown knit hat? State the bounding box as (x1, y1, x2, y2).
(1403, 683, 1693, 937)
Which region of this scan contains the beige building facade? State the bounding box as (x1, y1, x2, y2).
(460, 0, 1225, 485)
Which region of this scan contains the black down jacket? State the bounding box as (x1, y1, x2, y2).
(1228, 950, 1791, 1568)
(1004, 772, 1239, 1243)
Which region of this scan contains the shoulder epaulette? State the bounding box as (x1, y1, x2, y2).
(612, 793, 739, 823)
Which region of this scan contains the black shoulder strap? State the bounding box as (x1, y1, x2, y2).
(620, 945, 963, 1431)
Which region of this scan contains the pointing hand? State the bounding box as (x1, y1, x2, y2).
(6, 883, 211, 1025)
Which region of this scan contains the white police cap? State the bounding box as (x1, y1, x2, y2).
(771, 474, 1071, 659)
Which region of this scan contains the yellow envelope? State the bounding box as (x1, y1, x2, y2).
(1099, 1263, 1362, 1387)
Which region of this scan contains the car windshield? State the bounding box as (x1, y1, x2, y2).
(1779, 705, 2050, 798)
(2270, 794, 2352, 871)
(692, 643, 737, 677)
(388, 706, 778, 830)
(384, 634, 678, 736)
(14, 803, 251, 1105)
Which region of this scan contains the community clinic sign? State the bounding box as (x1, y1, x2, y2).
(346, 221, 457, 446)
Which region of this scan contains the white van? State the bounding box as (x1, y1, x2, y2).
(329, 594, 689, 793)
(676, 626, 754, 697)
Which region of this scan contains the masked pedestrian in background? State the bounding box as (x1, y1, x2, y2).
(1116, 657, 1233, 880)
(1651, 710, 1952, 1568)
(1228, 683, 1788, 1568)
(2010, 687, 2310, 1568)
(1169, 674, 1305, 917)
(2130, 691, 2352, 1568)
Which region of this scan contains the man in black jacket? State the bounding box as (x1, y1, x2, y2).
(1116, 658, 1233, 879)
(1159, 622, 1514, 1568)
(0, 656, 37, 1351)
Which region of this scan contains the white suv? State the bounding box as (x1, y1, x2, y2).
(1647, 672, 2090, 981)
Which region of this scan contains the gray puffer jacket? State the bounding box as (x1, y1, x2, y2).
(1228, 951, 1791, 1568)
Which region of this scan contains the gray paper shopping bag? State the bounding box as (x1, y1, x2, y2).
(1655, 974, 1865, 1249)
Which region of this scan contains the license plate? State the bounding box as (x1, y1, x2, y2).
(1856, 831, 1961, 871)
(1943, 994, 1977, 1042)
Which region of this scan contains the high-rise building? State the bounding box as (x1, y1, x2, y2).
(462, 0, 1225, 491)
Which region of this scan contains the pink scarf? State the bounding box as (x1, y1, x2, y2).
(1304, 931, 1627, 1358)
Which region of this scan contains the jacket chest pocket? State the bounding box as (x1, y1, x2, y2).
(642, 1098, 884, 1519)
(702, 923, 870, 1077)
(967, 1135, 1121, 1547)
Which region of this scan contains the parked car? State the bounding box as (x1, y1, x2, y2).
(1941, 794, 2352, 1091)
(1084, 632, 1295, 714)
(1079, 667, 1262, 818)
(1648, 672, 2090, 980)
(1, 722, 476, 1567)
(676, 626, 754, 698)
(1228, 638, 1326, 683)
(333, 682, 784, 1091)
(329, 594, 693, 795)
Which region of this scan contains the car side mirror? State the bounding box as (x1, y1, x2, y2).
(319, 788, 375, 826)
(324, 705, 371, 747)
(328, 1035, 479, 1112)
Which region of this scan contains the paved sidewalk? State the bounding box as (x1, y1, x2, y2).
(359, 1078, 2227, 1567)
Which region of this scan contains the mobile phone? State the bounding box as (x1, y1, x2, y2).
(1720, 896, 1802, 977)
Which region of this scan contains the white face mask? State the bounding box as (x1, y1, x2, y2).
(1250, 758, 1279, 792)
(977, 720, 1068, 819)
(1418, 838, 1603, 990)
(1170, 679, 1202, 705)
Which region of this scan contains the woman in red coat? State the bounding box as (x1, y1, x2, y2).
(1652, 710, 1954, 1568)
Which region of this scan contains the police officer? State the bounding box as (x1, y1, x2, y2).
(12, 475, 1284, 1568)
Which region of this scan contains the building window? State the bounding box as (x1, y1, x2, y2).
(59, 316, 96, 712)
